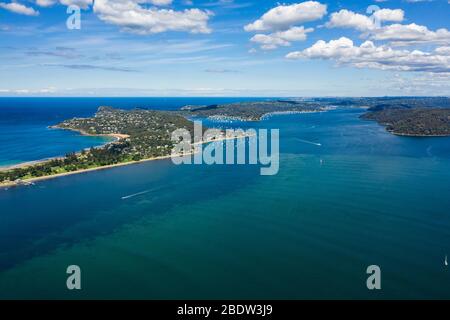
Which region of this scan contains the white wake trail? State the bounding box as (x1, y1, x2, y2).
(121, 190, 152, 200)
(295, 138, 322, 147)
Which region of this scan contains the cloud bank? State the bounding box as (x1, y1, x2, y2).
(286, 37, 450, 73)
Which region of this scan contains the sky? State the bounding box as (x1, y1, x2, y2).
(0, 0, 449, 97)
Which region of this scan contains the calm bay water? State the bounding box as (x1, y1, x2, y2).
(0, 98, 450, 299)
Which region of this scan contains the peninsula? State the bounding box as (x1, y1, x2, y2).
(361, 107, 450, 136)
(1, 101, 326, 188)
(0, 106, 244, 188)
(180, 100, 328, 121)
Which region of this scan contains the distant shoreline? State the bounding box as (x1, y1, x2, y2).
(205, 109, 329, 122)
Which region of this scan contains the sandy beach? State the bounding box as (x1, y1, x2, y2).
(0, 152, 192, 188)
(49, 125, 131, 141)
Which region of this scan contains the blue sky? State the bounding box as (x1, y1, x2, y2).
(0, 0, 449, 97)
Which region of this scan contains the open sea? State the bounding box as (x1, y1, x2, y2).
(0, 97, 450, 299)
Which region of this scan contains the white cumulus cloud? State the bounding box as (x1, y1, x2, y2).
(326, 9, 404, 32)
(371, 23, 450, 46)
(326, 9, 374, 31)
(36, 0, 171, 9)
(93, 0, 212, 34)
(373, 8, 404, 23)
(326, 9, 449, 47)
(36, 0, 94, 9)
(60, 0, 93, 9)
(251, 26, 314, 50)
(244, 1, 327, 32)
(0, 2, 39, 16)
(36, 0, 56, 7)
(286, 37, 450, 73)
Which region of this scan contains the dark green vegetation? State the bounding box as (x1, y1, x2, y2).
(180, 100, 327, 121)
(55, 106, 195, 157)
(0, 107, 195, 184)
(357, 97, 450, 136)
(361, 108, 450, 136)
(313, 96, 450, 110)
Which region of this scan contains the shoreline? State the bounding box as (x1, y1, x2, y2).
(0, 132, 252, 189)
(0, 129, 130, 172)
(0, 152, 192, 188)
(390, 131, 450, 137)
(48, 125, 131, 141)
(206, 108, 328, 123)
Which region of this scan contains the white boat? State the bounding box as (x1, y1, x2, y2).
(445, 255, 448, 266)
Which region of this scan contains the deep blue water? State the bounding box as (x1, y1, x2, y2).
(0, 98, 450, 299)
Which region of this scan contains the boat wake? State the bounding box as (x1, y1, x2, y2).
(121, 185, 171, 200)
(121, 189, 152, 200)
(295, 138, 322, 147)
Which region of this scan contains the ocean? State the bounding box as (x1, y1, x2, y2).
(0, 98, 449, 299)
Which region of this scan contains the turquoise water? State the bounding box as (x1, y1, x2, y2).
(0, 99, 450, 299)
